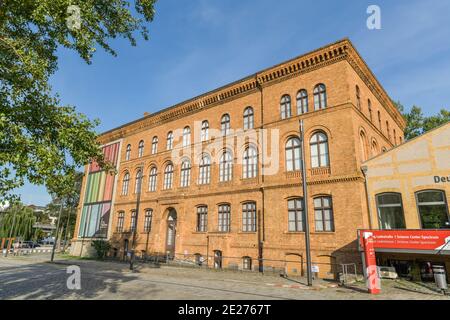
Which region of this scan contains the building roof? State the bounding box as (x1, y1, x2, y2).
(362, 121, 450, 165)
(98, 38, 406, 144)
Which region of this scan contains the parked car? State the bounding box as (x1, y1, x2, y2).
(377, 266, 398, 280)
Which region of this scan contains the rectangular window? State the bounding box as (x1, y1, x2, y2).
(218, 204, 231, 232)
(197, 206, 208, 232)
(314, 197, 334, 232)
(130, 210, 137, 232)
(376, 193, 406, 230)
(242, 202, 256, 232)
(144, 209, 153, 233)
(288, 198, 305, 232)
(116, 213, 124, 233)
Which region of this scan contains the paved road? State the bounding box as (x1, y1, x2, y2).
(0, 254, 448, 300)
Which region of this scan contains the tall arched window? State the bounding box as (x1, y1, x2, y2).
(393, 129, 397, 145)
(163, 163, 174, 190)
(121, 172, 130, 195)
(376, 193, 406, 230)
(368, 99, 373, 122)
(371, 140, 379, 156)
(180, 159, 191, 188)
(221, 114, 231, 136)
(198, 154, 211, 185)
(148, 167, 157, 192)
(151, 136, 158, 154)
(201, 120, 209, 142)
(130, 210, 137, 232)
(310, 132, 329, 168)
(125, 144, 131, 160)
(297, 89, 308, 114)
(243, 107, 254, 130)
(359, 131, 368, 162)
(285, 137, 301, 172)
(183, 126, 191, 147)
(280, 95, 292, 119)
(313, 84, 327, 110)
(219, 150, 233, 182)
(314, 196, 334, 232)
(288, 198, 305, 232)
(243, 145, 258, 179)
(138, 140, 144, 158)
(386, 121, 390, 140)
(166, 131, 174, 150)
(356, 85, 361, 110)
(134, 170, 143, 194)
(416, 190, 450, 229)
(378, 111, 382, 129)
(144, 209, 153, 233)
(197, 206, 208, 232)
(242, 202, 256, 232)
(116, 211, 125, 233)
(218, 204, 231, 232)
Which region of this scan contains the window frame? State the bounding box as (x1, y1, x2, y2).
(242, 202, 257, 232)
(163, 163, 174, 190)
(280, 94, 292, 120)
(219, 150, 233, 182)
(201, 120, 209, 142)
(285, 137, 302, 172)
(138, 140, 144, 158)
(313, 196, 334, 232)
(218, 203, 231, 232)
(116, 211, 125, 233)
(243, 107, 254, 130)
(144, 209, 153, 233)
(297, 89, 308, 114)
(313, 84, 327, 111)
(125, 144, 131, 160)
(198, 154, 211, 185)
(375, 193, 406, 230)
(288, 198, 305, 232)
(243, 146, 258, 179)
(121, 172, 130, 195)
(310, 132, 329, 168)
(183, 126, 191, 147)
(148, 167, 157, 192)
(180, 159, 191, 188)
(151, 136, 158, 155)
(196, 206, 208, 232)
(415, 190, 450, 230)
(166, 131, 174, 150)
(221, 114, 231, 136)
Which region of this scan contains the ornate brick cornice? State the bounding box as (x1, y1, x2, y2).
(98, 38, 405, 144)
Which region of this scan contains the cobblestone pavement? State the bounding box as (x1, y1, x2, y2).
(0, 254, 449, 300)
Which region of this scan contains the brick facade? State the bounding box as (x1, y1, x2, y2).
(71, 39, 406, 279)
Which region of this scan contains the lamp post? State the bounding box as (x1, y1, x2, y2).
(299, 119, 313, 286)
(51, 199, 64, 262)
(130, 163, 144, 270)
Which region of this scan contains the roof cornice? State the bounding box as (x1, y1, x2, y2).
(98, 38, 406, 144)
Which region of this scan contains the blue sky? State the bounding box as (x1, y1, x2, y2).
(17, 0, 450, 205)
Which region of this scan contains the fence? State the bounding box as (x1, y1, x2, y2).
(108, 250, 362, 280)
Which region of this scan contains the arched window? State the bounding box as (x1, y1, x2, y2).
(242, 256, 252, 270)
(221, 114, 231, 136)
(376, 193, 406, 230)
(134, 170, 143, 194)
(243, 107, 254, 130)
(356, 85, 361, 110)
(180, 159, 191, 188)
(359, 131, 368, 162)
(201, 120, 209, 142)
(378, 111, 382, 129)
(285, 137, 301, 172)
(138, 141, 144, 158)
(144, 209, 153, 233)
(148, 167, 157, 192)
(288, 198, 305, 232)
(368, 99, 373, 122)
(116, 211, 125, 233)
(166, 131, 174, 150)
(386, 121, 390, 140)
(243, 145, 258, 179)
(242, 202, 256, 232)
(130, 210, 137, 232)
(314, 196, 334, 232)
(183, 126, 191, 147)
(393, 129, 397, 145)
(125, 144, 131, 160)
(310, 132, 329, 168)
(163, 163, 174, 190)
(416, 190, 449, 229)
(371, 140, 379, 156)
(151, 136, 158, 154)
(313, 84, 327, 110)
(218, 204, 231, 232)
(197, 206, 208, 232)
(219, 150, 233, 182)
(198, 154, 211, 185)
(297, 89, 308, 114)
(121, 172, 130, 195)
(280, 95, 292, 119)
(381, 147, 387, 153)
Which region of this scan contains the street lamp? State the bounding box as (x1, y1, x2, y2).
(299, 119, 313, 286)
(130, 163, 144, 270)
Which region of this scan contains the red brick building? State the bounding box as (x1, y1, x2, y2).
(71, 39, 405, 279)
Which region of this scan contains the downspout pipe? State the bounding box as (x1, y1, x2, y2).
(361, 165, 373, 230)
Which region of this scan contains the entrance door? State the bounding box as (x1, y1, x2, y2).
(214, 250, 222, 269)
(165, 209, 177, 258)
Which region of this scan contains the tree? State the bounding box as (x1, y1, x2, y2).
(394, 101, 449, 140)
(0, 203, 36, 240)
(0, 0, 157, 202)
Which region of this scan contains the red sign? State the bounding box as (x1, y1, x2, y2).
(361, 232, 381, 294)
(359, 229, 450, 251)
